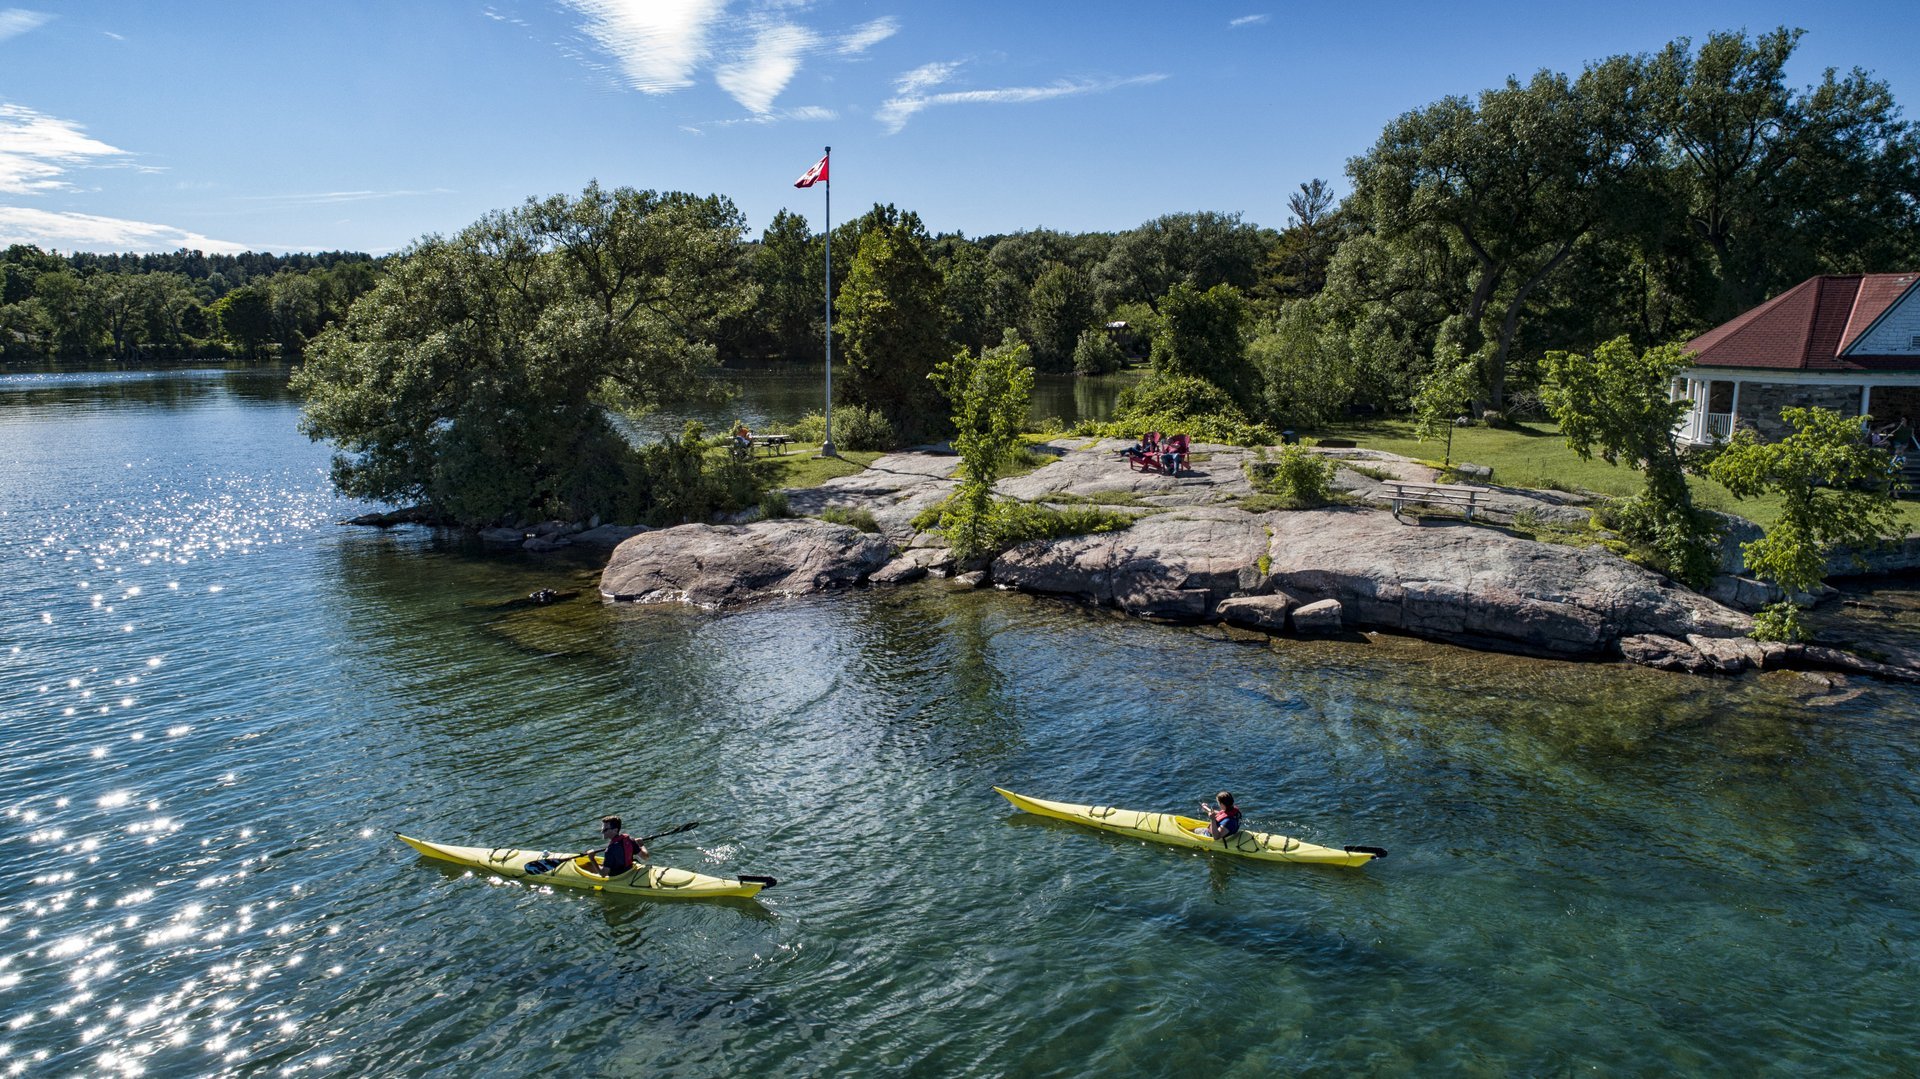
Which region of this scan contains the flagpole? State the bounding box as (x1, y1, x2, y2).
(819, 145, 836, 459)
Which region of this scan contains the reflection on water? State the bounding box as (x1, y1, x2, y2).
(2, 368, 1920, 1076)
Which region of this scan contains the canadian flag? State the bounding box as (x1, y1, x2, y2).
(793, 154, 829, 188)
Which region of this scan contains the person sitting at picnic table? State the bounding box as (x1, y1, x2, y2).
(732, 421, 752, 457)
(1161, 433, 1189, 476)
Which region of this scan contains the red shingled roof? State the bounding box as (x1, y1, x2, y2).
(1685, 272, 1920, 370)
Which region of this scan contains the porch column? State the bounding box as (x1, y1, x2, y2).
(1728, 380, 1741, 434)
(1863, 384, 1873, 419)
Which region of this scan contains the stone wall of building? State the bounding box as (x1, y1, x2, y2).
(1736, 381, 1864, 440)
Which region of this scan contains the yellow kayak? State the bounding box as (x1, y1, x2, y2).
(396, 834, 773, 899)
(994, 788, 1386, 867)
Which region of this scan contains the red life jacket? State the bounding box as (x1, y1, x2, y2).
(605, 834, 640, 874)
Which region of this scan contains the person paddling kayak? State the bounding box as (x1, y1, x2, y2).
(1196, 792, 1242, 839)
(585, 815, 648, 877)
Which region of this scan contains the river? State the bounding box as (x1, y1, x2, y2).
(1, 366, 1917, 1076)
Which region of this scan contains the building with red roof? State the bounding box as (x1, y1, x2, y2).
(1676, 272, 1920, 445)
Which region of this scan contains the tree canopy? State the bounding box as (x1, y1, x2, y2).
(292, 182, 753, 525)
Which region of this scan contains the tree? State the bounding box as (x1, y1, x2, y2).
(1258, 179, 1342, 301)
(1023, 262, 1095, 373)
(929, 329, 1035, 559)
(1071, 327, 1125, 376)
(1092, 211, 1268, 312)
(211, 285, 273, 358)
(1411, 350, 1481, 466)
(1347, 61, 1649, 409)
(835, 221, 949, 442)
(293, 182, 754, 525)
(1645, 28, 1920, 318)
(754, 208, 825, 363)
(1151, 282, 1256, 408)
(1249, 299, 1359, 428)
(1542, 337, 1720, 587)
(1706, 407, 1900, 640)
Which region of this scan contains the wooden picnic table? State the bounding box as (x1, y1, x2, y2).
(1386, 480, 1491, 520)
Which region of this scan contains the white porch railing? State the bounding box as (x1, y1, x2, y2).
(1705, 413, 1733, 441)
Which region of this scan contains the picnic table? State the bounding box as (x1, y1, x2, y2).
(730, 433, 796, 460)
(1385, 480, 1490, 521)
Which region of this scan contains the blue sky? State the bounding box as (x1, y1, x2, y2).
(2, 1, 1917, 255)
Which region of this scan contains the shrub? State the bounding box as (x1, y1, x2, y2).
(909, 496, 1132, 557)
(781, 404, 899, 451)
(758, 489, 792, 519)
(819, 505, 881, 533)
(1245, 445, 1337, 508)
(1071, 327, 1126, 375)
(1095, 372, 1277, 445)
(617, 421, 758, 526)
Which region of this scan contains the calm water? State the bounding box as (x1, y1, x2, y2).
(2, 368, 1918, 1077)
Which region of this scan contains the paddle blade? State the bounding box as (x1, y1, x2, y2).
(1343, 845, 1389, 859)
(737, 874, 779, 888)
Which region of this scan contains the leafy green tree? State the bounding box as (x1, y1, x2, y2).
(754, 208, 825, 363)
(294, 182, 753, 525)
(1542, 337, 1720, 587)
(1645, 28, 1920, 318)
(1706, 407, 1900, 640)
(1151, 282, 1255, 408)
(929, 329, 1035, 559)
(1412, 350, 1481, 466)
(835, 221, 949, 442)
(1071, 326, 1125, 376)
(1257, 179, 1342, 302)
(1347, 60, 1647, 408)
(933, 237, 993, 355)
(1093, 211, 1268, 312)
(1023, 262, 1095, 373)
(33, 271, 106, 358)
(1249, 299, 1358, 427)
(211, 285, 274, 358)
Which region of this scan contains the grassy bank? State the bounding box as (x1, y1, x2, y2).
(1317, 418, 1920, 533)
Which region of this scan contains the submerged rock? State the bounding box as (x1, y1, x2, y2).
(599, 518, 890, 607)
(1291, 598, 1345, 634)
(1215, 592, 1298, 631)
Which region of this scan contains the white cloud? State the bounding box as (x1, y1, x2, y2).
(0, 103, 129, 194)
(876, 74, 1167, 134)
(1229, 14, 1269, 27)
(234, 188, 452, 207)
(685, 104, 835, 131)
(0, 206, 248, 254)
(0, 8, 51, 43)
(894, 60, 961, 96)
(715, 22, 816, 114)
(562, 0, 727, 93)
(838, 16, 896, 55)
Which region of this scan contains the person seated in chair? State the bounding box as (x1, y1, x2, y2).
(1124, 431, 1160, 462)
(1161, 433, 1189, 476)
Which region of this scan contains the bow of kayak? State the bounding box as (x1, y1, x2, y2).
(993, 788, 1384, 867)
(396, 834, 767, 898)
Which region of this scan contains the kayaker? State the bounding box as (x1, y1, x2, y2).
(1198, 792, 1241, 839)
(587, 816, 648, 877)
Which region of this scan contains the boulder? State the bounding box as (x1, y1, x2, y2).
(572, 524, 650, 548)
(599, 518, 890, 607)
(1454, 462, 1493, 482)
(1685, 634, 1752, 674)
(1215, 592, 1298, 632)
(953, 570, 988, 589)
(1261, 508, 1750, 657)
(478, 526, 525, 546)
(1291, 599, 1344, 634)
(990, 506, 1271, 619)
(869, 557, 929, 586)
(1617, 634, 1709, 673)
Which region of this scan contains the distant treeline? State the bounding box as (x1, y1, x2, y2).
(0, 246, 381, 362)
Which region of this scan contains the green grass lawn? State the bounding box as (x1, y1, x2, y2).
(1315, 417, 1920, 533)
(745, 443, 886, 488)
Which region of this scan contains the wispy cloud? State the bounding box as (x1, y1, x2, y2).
(0, 8, 51, 43)
(231, 188, 454, 208)
(1229, 14, 1269, 27)
(562, 0, 726, 93)
(715, 22, 817, 114)
(685, 104, 835, 131)
(0, 206, 248, 254)
(876, 73, 1167, 135)
(0, 103, 129, 194)
(838, 16, 896, 55)
(894, 60, 962, 96)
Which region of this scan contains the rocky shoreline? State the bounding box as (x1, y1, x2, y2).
(363, 438, 1920, 683)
